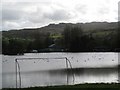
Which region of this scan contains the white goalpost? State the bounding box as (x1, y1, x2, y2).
(15, 57, 75, 88)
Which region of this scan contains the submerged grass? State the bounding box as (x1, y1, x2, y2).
(2, 83, 120, 90)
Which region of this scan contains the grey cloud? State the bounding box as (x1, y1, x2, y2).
(2, 9, 22, 21)
(27, 15, 45, 23)
(44, 9, 72, 21)
(75, 4, 87, 14)
(26, 7, 47, 23)
(27, 8, 72, 25)
(2, 2, 28, 22)
(28, 7, 73, 23)
(115, 17, 118, 21)
(2, 21, 20, 30)
(2, 2, 37, 30)
(118, 1, 120, 21)
(2, 0, 118, 30)
(98, 7, 109, 15)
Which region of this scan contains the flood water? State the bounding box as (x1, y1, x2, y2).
(2, 52, 119, 88)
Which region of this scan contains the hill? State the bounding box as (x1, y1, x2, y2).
(2, 22, 119, 55)
(2, 22, 118, 39)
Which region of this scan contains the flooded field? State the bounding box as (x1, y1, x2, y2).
(2, 52, 119, 88)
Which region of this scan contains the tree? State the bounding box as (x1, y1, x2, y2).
(63, 26, 83, 51)
(2, 37, 9, 54)
(44, 33, 53, 48)
(63, 25, 71, 50)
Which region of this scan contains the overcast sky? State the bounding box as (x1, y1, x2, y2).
(1, 0, 120, 30)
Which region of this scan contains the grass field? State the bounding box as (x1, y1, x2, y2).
(2, 83, 120, 90)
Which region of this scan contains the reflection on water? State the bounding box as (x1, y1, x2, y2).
(2, 68, 118, 88)
(118, 65, 120, 83)
(2, 53, 119, 88)
(0, 55, 2, 89)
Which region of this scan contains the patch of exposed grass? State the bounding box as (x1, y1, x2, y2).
(2, 83, 119, 90)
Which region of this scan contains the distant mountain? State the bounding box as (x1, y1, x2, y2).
(2, 22, 118, 39)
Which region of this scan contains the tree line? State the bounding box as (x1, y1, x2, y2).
(2, 25, 119, 55)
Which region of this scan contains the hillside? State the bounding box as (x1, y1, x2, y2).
(2, 22, 118, 39)
(2, 22, 119, 55)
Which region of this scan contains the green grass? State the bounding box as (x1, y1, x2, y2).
(2, 83, 120, 90)
(92, 30, 114, 38)
(50, 33, 62, 39)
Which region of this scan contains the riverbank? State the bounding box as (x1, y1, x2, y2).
(2, 83, 119, 90)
